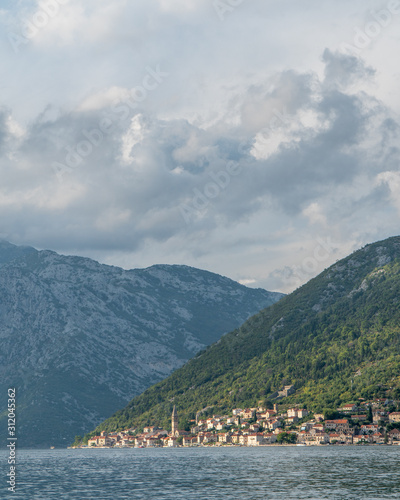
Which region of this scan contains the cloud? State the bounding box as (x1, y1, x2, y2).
(0, 2, 400, 292)
(322, 48, 375, 91)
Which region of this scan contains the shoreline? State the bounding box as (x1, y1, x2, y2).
(70, 442, 399, 450)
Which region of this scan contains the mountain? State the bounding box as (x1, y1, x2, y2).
(91, 236, 400, 435)
(0, 241, 283, 448)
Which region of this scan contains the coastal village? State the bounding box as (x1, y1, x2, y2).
(81, 387, 400, 448)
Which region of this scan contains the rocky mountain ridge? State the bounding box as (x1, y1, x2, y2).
(0, 241, 283, 447)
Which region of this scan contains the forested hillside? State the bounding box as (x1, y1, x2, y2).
(89, 236, 400, 436)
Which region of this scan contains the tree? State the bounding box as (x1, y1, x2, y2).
(367, 406, 373, 423)
(324, 410, 340, 421)
(277, 432, 297, 444)
(72, 435, 83, 447)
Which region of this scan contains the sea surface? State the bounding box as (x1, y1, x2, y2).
(1, 446, 400, 499)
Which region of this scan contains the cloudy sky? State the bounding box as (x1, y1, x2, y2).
(0, 0, 399, 292)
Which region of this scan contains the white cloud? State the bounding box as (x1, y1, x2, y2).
(302, 203, 327, 226)
(376, 171, 400, 212)
(0, 1, 399, 293)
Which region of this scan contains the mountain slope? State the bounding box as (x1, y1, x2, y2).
(92, 236, 400, 434)
(0, 241, 283, 447)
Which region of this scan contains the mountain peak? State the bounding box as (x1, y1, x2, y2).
(0, 242, 283, 448)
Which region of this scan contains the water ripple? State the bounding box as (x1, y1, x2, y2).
(1, 446, 399, 499)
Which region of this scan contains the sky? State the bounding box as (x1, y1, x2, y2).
(0, 0, 399, 293)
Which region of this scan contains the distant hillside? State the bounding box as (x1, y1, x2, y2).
(0, 241, 283, 448)
(91, 236, 400, 435)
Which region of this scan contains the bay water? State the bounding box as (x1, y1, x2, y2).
(1, 446, 400, 499)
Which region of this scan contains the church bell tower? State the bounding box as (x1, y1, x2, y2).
(171, 405, 178, 435)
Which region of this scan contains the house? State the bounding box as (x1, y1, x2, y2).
(360, 424, 379, 434)
(335, 420, 350, 432)
(388, 429, 400, 443)
(218, 433, 231, 443)
(135, 437, 145, 447)
(314, 432, 329, 445)
(373, 411, 388, 424)
(267, 419, 281, 431)
(388, 412, 400, 423)
(341, 404, 357, 413)
(371, 432, 385, 444)
(287, 408, 308, 420)
(183, 436, 196, 447)
(353, 435, 370, 444)
(300, 422, 313, 432)
(232, 409, 243, 416)
(278, 385, 295, 397)
(166, 437, 178, 447)
(297, 431, 307, 444)
(87, 437, 98, 447)
(197, 432, 206, 444)
(260, 410, 277, 419)
(247, 433, 264, 446)
(263, 432, 277, 444)
(243, 409, 256, 419)
(297, 409, 309, 418)
(239, 434, 248, 445)
(207, 419, 217, 430)
(203, 433, 217, 444)
(88, 435, 113, 447)
(314, 413, 324, 421)
(340, 433, 354, 445)
(115, 438, 132, 447)
(324, 420, 337, 430)
(324, 419, 349, 432)
(230, 432, 242, 444)
(143, 426, 159, 433)
(351, 415, 367, 422)
(300, 431, 328, 445)
(311, 424, 324, 433)
(328, 433, 341, 444)
(146, 437, 160, 447)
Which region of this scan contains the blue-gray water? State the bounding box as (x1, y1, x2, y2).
(1, 446, 400, 499)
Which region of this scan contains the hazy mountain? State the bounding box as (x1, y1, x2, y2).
(0, 241, 283, 447)
(92, 236, 400, 435)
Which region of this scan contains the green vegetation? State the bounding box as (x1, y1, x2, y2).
(276, 432, 297, 444)
(84, 237, 400, 442)
(71, 435, 83, 447)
